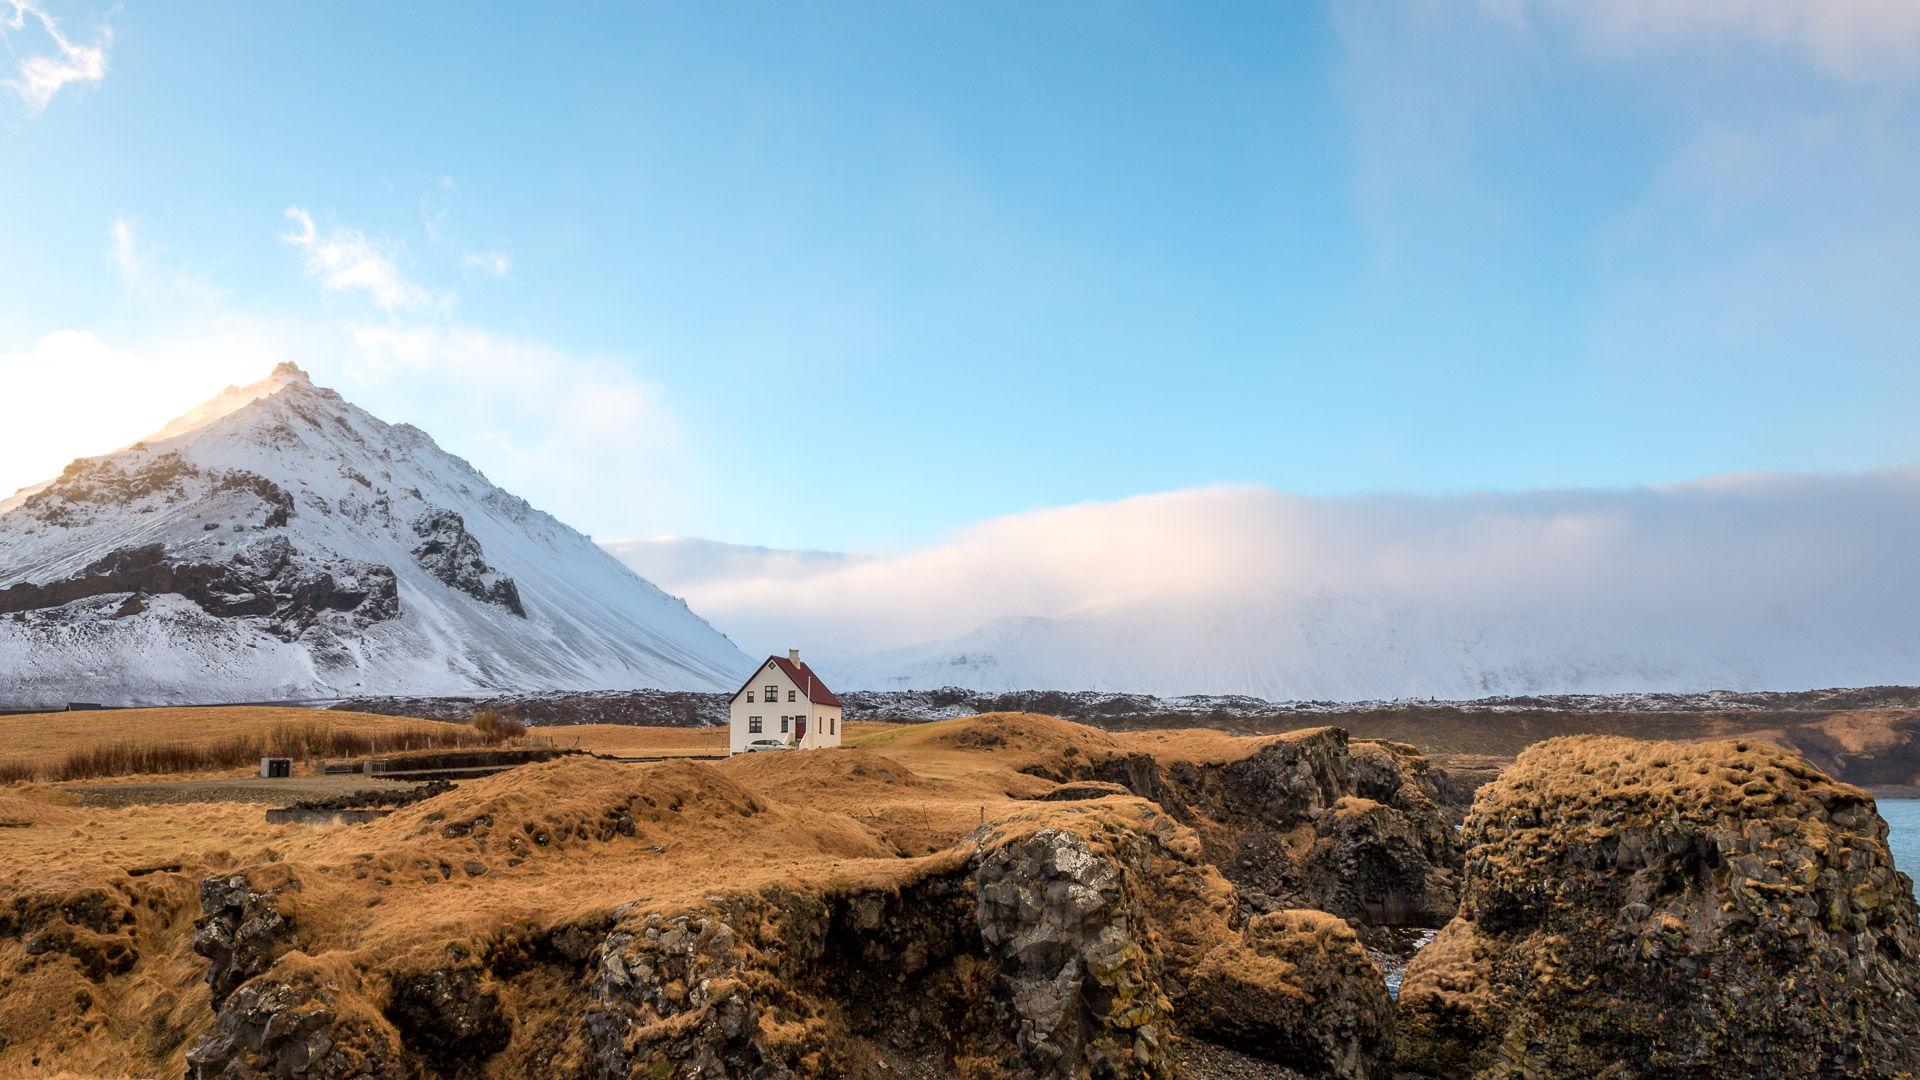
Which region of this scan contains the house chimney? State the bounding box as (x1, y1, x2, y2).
(788, 648, 800, 665)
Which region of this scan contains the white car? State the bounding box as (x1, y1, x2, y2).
(742, 739, 791, 753)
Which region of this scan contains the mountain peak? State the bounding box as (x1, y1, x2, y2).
(0, 368, 749, 705)
(141, 363, 324, 446)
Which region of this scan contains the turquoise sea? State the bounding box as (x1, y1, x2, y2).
(1885, 800, 1920, 902)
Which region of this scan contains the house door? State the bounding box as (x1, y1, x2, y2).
(796, 717, 807, 742)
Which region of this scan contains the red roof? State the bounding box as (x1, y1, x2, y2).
(731, 656, 842, 707)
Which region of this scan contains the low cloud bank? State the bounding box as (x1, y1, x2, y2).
(606, 472, 1920, 698)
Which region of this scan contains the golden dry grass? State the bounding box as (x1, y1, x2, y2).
(0, 706, 491, 784)
(0, 711, 1319, 1078)
(1482, 733, 1855, 821)
(529, 723, 726, 757)
(0, 707, 469, 764)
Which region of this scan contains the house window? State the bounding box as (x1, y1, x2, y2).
(780, 716, 790, 733)
(748, 717, 762, 733)
(829, 716, 835, 735)
(765, 685, 778, 701)
(746, 692, 755, 703)
(788, 690, 796, 702)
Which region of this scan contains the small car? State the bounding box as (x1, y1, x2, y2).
(743, 739, 791, 753)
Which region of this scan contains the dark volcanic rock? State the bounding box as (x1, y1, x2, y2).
(1397, 735, 1920, 1079)
(384, 962, 510, 1070)
(186, 972, 407, 1080)
(410, 508, 524, 616)
(1030, 724, 1464, 928)
(194, 873, 300, 1003)
(3, 887, 140, 983)
(0, 538, 398, 640)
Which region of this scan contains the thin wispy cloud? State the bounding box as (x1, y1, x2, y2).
(343, 321, 693, 532)
(107, 215, 139, 280)
(1, 0, 110, 113)
(463, 250, 511, 276)
(1491, 0, 1920, 82)
(283, 207, 451, 314)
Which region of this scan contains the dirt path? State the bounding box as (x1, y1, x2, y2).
(64, 775, 408, 808)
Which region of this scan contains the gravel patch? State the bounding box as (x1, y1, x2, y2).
(1177, 1040, 1315, 1080)
(64, 774, 408, 808)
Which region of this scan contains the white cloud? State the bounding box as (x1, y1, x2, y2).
(107, 215, 139, 279)
(1, 0, 109, 112)
(283, 207, 450, 313)
(463, 250, 511, 276)
(605, 477, 1920, 697)
(1492, 0, 1920, 81)
(337, 321, 692, 535)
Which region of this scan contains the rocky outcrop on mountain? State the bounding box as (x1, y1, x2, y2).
(1022, 722, 1464, 928)
(14, 452, 296, 531)
(1396, 735, 1920, 1080)
(410, 509, 524, 616)
(0, 539, 398, 640)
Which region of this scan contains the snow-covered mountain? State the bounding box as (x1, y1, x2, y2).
(0, 364, 749, 707)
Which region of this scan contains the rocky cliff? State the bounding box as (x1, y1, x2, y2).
(1397, 735, 1920, 1079)
(4, 717, 1913, 1080)
(165, 759, 1394, 1080)
(1006, 718, 1465, 928)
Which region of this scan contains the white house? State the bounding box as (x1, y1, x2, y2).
(727, 650, 844, 754)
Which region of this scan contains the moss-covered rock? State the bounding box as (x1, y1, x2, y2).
(1037, 726, 1466, 927)
(1398, 735, 1920, 1079)
(1185, 908, 1393, 1080)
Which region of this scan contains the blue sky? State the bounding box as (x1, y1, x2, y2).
(4, 1, 1919, 552)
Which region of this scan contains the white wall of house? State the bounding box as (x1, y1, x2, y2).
(727, 657, 844, 754)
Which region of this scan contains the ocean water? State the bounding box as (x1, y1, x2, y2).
(1884, 800, 1920, 902)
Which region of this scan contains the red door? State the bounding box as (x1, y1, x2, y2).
(796, 718, 807, 741)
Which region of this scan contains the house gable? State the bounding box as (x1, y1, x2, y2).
(728, 655, 841, 707)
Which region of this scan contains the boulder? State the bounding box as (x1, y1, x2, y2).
(1397, 735, 1920, 1079)
(1184, 908, 1393, 1080)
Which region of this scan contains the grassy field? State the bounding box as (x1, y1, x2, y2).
(0, 705, 493, 783)
(0, 714, 1090, 1077)
(1, 707, 1902, 1078)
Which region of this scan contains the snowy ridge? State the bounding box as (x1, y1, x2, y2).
(0, 364, 749, 707)
(821, 593, 1917, 699)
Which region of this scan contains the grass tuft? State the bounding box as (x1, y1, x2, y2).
(36, 720, 495, 783)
